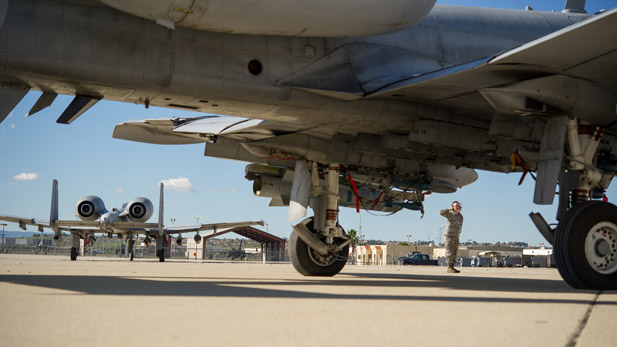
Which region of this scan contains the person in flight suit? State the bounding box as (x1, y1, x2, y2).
(440, 201, 463, 273)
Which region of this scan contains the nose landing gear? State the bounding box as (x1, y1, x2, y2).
(289, 218, 349, 276)
(288, 163, 350, 276)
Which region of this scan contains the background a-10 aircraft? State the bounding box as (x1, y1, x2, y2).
(0, 180, 263, 261)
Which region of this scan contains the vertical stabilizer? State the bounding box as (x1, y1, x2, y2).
(50, 179, 60, 238)
(563, 0, 587, 13)
(158, 183, 164, 236)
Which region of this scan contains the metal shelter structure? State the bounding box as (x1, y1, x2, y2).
(200, 226, 286, 261)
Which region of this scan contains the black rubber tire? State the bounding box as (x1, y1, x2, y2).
(555, 201, 617, 290)
(289, 219, 349, 276)
(70, 247, 78, 261)
(128, 240, 135, 261)
(157, 249, 165, 262)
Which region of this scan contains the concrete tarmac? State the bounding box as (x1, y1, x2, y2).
(0, 254, 615, 347)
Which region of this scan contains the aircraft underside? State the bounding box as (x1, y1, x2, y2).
(1, 0, 617, 289)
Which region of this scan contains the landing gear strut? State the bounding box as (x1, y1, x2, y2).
(289, 163, 350, 276)
(128, 238, 135, 261)
(542, 118, 617, 290)
(156, 236, 165, 262)
(70, 233, 80, 261)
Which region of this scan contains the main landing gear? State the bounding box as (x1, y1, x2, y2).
(70, 233, 80, 261)
(555, 201, 617, 289)
(532, 118, 617, 290)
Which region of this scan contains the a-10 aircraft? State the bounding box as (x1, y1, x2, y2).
(1, 0, 616, 289)
(0, 180, 264, 261)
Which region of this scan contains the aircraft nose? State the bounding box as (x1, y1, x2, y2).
(100, 213, 112, 223)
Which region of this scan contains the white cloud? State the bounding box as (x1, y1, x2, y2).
(110, 187, 125, 194)
(9, 124, 15, 129)
(160, 177, 195, 193)
(229, 187, 237, 193)
(13, 173, 40, 181)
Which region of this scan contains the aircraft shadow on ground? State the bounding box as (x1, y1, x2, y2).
(0, 273, 613, 305)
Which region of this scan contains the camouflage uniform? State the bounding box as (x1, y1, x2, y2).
(440, 208, 463, 267)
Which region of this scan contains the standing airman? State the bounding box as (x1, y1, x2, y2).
(440, 201, 463, 273)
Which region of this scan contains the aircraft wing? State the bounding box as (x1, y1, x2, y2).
(162, 220, 265, 234)
(0, 214, 52, 231)
(54, 220, 160, 233)
(1, 215, 262, 235)
(368, 7, 617, 115)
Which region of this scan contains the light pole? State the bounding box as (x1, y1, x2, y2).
(1, 223, 6, 252)
(170, 218, 176, 226)
(360, 234, 366, 265)
(195, 216, 201, 224)
(406, 234, 411, 245)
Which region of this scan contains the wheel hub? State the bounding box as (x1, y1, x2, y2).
(308, 247, 337, 267)
(595, 239, 610, 257)
(585, 222, 617, 275)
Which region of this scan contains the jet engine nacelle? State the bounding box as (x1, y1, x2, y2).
(121, 198, 154, 223)
(253, 175, 291, 199)
(76, 196, 107, 221)
(97, 0, 436, 37)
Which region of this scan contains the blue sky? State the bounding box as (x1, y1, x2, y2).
(1, 0, 616, 246)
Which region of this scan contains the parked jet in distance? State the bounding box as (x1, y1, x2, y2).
(227, 239, 247, 260)
(1, 0, 616, 289)
(0, 180, 264, 262)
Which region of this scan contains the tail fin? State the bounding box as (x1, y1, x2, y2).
(563, 0, 587, 13)
(157, 183, 164, 236)
(50, 179, 60, 238)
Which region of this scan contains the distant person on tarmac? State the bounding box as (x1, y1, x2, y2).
(440, 201, 463, 273)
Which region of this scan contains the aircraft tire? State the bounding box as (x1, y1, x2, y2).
(70, 247, 78, 261)
(289, 218, 348, 276)
(555, 201, 617, 290)
(157, 249, 165, 262)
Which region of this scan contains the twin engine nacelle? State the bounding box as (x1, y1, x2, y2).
(75, 196, 154, 222)
(119, 197, 154, 223)
(76, 196, 108, 221)
(98, 0, 436, 37)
